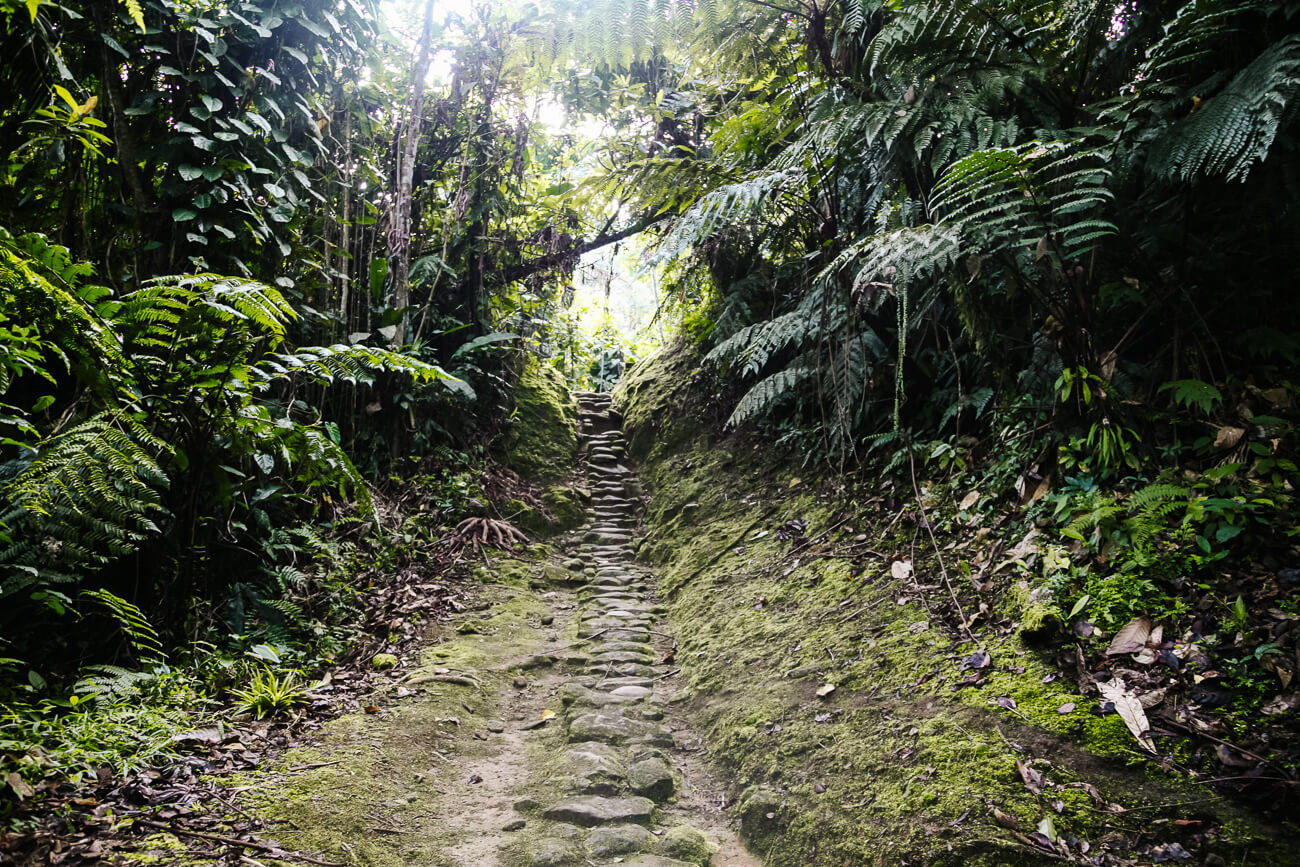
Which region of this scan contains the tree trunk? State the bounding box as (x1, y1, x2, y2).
(390, 0, 436, 347)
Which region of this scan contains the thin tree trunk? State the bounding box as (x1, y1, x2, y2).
(340, 104, 353, 338)
(390, 0, 436, 347)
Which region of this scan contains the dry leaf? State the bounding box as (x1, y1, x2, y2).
(991, 806, 1020, 830)
(5, 772, 34, 800)
(1016, 759, 1046, 794)
(959, 490, 980, 510)
(1214, 745, 1255, 768)
(539, 708, 557, 721)
(891, 560, 913, 580)
(1097, 678, 1154, 752)
(1106, 616, 1152, 655)
(816, 683, 836, 698)
(1213, 425, 1246, 450)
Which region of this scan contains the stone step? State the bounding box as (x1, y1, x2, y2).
(542, 795, 654, 827)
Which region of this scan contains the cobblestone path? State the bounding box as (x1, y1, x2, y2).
(505, 391, 758, 867)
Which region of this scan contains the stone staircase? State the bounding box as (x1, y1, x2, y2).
(519, 391, 716, 866)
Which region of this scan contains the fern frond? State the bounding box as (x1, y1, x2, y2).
(727, 366, 814, 427)
(1147, 34, 1300, 181)
(254, 344, 473, 397)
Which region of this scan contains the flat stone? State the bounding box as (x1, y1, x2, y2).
(586, 823, 657, 857)
(564, 558, 586, 571)
(594, 676, 658, 689)
(487, 719, 506, 733)
(587, 662, 660, 679)
(503, 818, 526, 831)
(590, 642, 657, 657)
(593, 651, 660, 665)
(610, 685, 653, 698)
(569, 711, 674, 747)
(525, 837, 582, 866)
(563, 741, 626, 793)
(541, 795, 655, 827)
(659, 825, 717, 863)
(600, 629, 652, 643)
(626, 757, 675, 802)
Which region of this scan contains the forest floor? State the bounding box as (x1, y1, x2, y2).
(34, 391, 760, 867)
(6, 365, 1298, 866)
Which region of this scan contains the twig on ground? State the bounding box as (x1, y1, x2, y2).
(133, 818, 344, 867)
(907, 443, 975, 644)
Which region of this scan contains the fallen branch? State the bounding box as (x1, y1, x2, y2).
(405, 673, 483, 689)
(133, 818, 344, 867)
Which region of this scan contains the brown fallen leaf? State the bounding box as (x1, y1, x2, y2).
(1106, 616, 1152, 656)
(364, 705, 381, 714)
(1016, 759, 1046, 794)
(1213, 425, 1246, 450)
(891, 560, 914, 580)
(5, 772, 34, 800)
(1215, 745, 1256, 768)
(959, 490, 980, 510)
(1097, 678, 1154, 752)
(991, 806, 1020, 830)
(1057, 702, 1076, 714)
(816, 683, 836, 698)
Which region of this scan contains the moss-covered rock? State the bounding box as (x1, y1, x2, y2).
(542, 486, 586, 531)
(506, 358, 577, 483)
(370, 653, 399, 670)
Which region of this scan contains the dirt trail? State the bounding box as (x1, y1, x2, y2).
(215, 391, 761, 867)
(445, 390, 761, 866)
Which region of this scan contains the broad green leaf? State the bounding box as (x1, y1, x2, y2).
(369, 257, 388, 295)
(101, 32, 130, 58)
(53, 85, 79, 110)
(244, 111, 271, 133)
(178, 164, 202, 181)
(202, 94, 223, 113)
(172, 208, 198, 221)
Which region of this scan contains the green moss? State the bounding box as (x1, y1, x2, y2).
(541, 486, 585, 531)
(227, 565, 561, 867)
(617, 342, 1289, 866)
(505, 358, 577, 483)
(371, 653, 399, 670)
(117, 832, 208, 865)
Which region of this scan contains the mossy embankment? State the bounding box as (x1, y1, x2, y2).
(504, 357, 578, 485)
(616, 344, 1290, 866)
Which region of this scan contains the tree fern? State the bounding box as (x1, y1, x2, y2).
(254, 344, 472, 397)
(931, 140, 1115, 259)
(4, 413, 170, 586)
(1146, 34, 1300, 182)
(82, 587, 166, 664)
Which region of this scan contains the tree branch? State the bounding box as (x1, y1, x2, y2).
(486, 213, 668, 289)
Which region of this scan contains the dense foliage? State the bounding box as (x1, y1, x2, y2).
(2, 0, 1299, 832)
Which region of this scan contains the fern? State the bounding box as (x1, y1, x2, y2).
(931, 140, 1116, 259)
(74, 664, 159, 702)
(82, 587, 166, 664)
(1147, 34, 1300, 181)
(1158, 379, 1223, 415)
(254, 344, 472, 397)
(727, 366, 814, 427)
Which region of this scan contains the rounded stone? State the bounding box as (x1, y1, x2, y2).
(587, 823, 657, 857)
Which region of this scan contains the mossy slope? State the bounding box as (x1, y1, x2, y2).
(504, 357, 578, 484)
(617, 344, 1290, 866)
